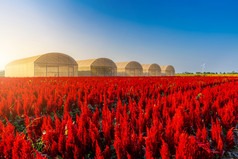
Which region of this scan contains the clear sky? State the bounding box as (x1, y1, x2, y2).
(1, 0, 238, 73)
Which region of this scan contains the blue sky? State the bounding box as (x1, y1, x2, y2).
(0, 0, 238, 73)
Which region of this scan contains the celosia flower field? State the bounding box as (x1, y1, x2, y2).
(0, 77, 237, 158)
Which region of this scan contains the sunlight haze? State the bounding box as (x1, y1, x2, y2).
(1, 0, 238, 73)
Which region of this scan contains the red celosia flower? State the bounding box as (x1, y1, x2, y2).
(225, 127, 235, 151)
(160, 139, 170, 159)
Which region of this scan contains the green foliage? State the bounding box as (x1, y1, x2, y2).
(34, 137, 45, 153)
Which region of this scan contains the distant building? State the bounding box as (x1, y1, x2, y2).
(5, 52, 78, 77)
(77, 58, 117, 76)
(160, 65, 175, 76)
(116, 61, 143, 76)
(5, 52, 175, 77)
(142, 63, 161, 76)
(0, 70, 4, 77)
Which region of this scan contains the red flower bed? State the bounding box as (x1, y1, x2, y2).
(0, 77, 237, 158)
